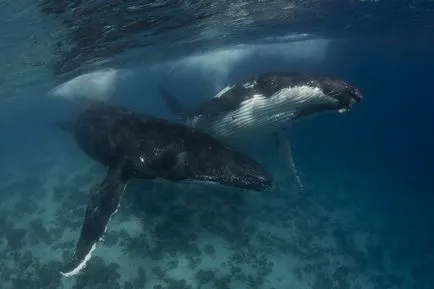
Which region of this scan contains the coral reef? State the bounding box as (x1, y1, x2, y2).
(0, 153, 431, 289)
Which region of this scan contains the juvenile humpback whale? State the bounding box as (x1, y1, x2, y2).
(53, 103, 271, 277)
(159, 72, 363, 191)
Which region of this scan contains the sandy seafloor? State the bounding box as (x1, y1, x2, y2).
(0, 133, 432, 289)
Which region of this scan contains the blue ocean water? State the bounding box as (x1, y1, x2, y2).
(0, 1, 433, 289)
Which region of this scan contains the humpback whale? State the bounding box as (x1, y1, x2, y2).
(159, 72, 363, 191)
(53, 103, 271, 276)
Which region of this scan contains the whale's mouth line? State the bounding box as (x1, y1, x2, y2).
(338, 96, 359, 113)
(338, 107, 351, 113)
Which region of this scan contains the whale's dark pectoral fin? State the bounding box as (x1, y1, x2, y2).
(158, 86, 188, 118)
(277, 131, 304, 193)
(60, 164, 129, 277)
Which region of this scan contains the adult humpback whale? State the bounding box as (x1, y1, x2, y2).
(159, 72, 363, 191)
(53, 103, 271, 277)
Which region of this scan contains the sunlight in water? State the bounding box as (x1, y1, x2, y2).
(46, 38, 330, 104)
(173, 39, 330, 91)
(48, 69, 121, 103)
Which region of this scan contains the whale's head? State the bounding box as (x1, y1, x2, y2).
(276, 74, 363, 120)
(176, 140, 273, 191)
(192, 148, 272, 191)
(317, 77, 363, 113)
(130, 132, 272, 192)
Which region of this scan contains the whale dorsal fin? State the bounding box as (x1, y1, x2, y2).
(61, 161, 129, 277)
(158, 86, 190, 118)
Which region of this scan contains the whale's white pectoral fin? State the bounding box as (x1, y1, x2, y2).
(276, 130, 304, 192)
(60, 163, 129, 277)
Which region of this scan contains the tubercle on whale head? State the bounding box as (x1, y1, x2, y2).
(190, 147, 273, 192)
(320, 78, 363, 113)
(336, 86, 363, 113)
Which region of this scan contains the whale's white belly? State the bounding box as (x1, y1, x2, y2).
(190, 85, 334, 142)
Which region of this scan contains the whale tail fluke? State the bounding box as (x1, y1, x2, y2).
(158, 86, 189, 118)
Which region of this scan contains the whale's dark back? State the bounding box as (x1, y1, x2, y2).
(72, 104, 272, 191)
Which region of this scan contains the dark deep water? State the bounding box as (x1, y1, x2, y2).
(0, 1, 434, 289)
